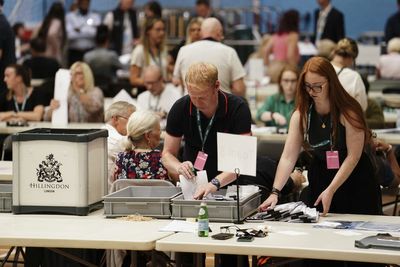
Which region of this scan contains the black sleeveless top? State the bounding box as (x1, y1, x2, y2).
(305, 106, 382, 215)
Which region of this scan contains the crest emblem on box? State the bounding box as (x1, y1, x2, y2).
(36, 154, 63, 183)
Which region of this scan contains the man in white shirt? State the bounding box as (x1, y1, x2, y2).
(173, 17, 246, 97)
(66, 0, 101, 66)
(137, 65, 181, 121)
(104, 101, 135, 191)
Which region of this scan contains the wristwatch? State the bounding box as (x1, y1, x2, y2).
(210, 178, 221, 190)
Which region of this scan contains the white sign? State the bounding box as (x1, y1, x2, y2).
(52, 69, 70, 126)
(217, 133, 257, 176)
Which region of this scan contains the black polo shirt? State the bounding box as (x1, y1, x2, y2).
(166, 90, 252, 180)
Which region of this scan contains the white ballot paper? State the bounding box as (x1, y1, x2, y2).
(113, 89, 136, 104)
(52, 69, 70, 126)
(179, 170, 208, 200)
(217, 132, 257, 176)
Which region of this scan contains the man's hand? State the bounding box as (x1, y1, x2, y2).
(177, 161, 196, 179)
(194, 182, 218, 199)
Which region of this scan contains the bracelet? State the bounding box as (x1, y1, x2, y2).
(270, 187, 281, 197)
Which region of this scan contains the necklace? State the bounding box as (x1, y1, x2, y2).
(317, 114, 329, 129)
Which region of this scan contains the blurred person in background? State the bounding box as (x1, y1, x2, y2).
(113, 110, 168, 181)
(44, 61, 103, 122)
(144, 1, 162, 19)
(130, 18, 167, 89)
(316, 38, 336, 59)
(384, 0, 400, 43)
(330, 38, 367, 112)
(314, 0, 345, 43)
(84, 25, 122, 95)
(194, 0, 224, 29)
(23, 37, 60, 80)
(257, 65, 299, 128)
(37, 2, 66, 65)
(104, 101, 136, 191)
(376, 37, 400, 80)
(66, 0, 101, 66)
(263, 9, 300, 83)
(137, 65, 181, 122)
(0, 64, 45, 122)
(169, 17, 203, 83)
(103, 0, 139, 56)
(0, 0, 16, 93)
(13, 22, 30, 61)
(173, 18, 246, 97)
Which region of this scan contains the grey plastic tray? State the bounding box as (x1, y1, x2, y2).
(103, 186, 181, 218)
(171, 189, 261, 222)
(0, 184, 12, 213)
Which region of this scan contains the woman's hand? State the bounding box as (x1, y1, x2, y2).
(176, 161, 196, 179)
(0, 111, 16, 121)
(194, 182, 217, 200)
(258, 194, 278, 211)
(49, 99, 60, 111)
(272, 112, 287, 126)
(314, 187, 334, 216)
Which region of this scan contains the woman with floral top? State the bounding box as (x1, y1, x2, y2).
(113, 110, 168, 181)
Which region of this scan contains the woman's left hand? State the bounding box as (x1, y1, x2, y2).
(314, 187, 334, 216)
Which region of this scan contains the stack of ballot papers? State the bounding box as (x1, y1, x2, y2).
(247, 201, 319, 223)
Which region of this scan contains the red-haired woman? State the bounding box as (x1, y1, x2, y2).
(260, 57, 381, 218)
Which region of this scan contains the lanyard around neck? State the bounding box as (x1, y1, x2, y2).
(306, 104, 333, 150)
(196, 109, 216, 152)
(13, 94, 28, 113)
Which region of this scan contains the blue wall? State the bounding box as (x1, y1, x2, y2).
(3, 0, 398, 39)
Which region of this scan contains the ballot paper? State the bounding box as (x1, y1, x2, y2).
(52, 69, 70, 125)
(159, 220, 197, 233)
(113, 89, 136, 104)
(179, 170, 208, 200)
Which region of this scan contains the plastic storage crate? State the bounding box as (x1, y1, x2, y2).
(12, 128, 108, 215)
(0, 184, 12, 212)
(171, 189, 261, 222)
(103, 186, 182, 218)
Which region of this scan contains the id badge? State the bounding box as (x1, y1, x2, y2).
(194, 151, 208, 170)
(326, 150, 340, 169)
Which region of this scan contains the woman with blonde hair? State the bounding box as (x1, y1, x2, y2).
(0, 64, 45, 121)
(44, 61, 104, 122)
(130, 18, 167, 88)
(330, 37, 367, 111)
(113, 110, 168, 180)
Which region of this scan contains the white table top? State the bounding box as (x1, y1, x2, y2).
(0, 122, 106, 135)
(0, 160, 12, 182)
(254, 128, 400, 145)
(156, 213, 400, 264)
(0, 211, 174, 250)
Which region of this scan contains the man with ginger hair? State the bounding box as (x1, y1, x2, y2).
(163, 62, 251, 197)
(173, 17, 246, 97)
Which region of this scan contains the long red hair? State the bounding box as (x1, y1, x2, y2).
(295, 57, 371, 150)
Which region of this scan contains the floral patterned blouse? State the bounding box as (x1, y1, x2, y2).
(114, 150, 168, 180)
